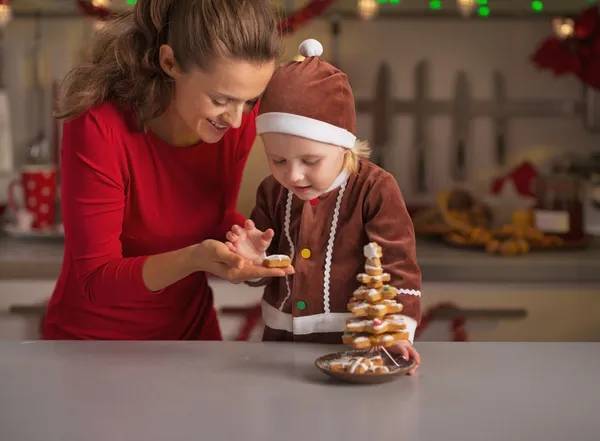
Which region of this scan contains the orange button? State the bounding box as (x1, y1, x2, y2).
(301, 248, 311, 259)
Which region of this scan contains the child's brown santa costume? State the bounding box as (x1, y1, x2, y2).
(250, 39, 422, 344)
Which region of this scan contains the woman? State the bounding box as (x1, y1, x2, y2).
(43, 0, 293, 340)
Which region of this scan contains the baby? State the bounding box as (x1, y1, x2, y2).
(226, 39, 422, 374)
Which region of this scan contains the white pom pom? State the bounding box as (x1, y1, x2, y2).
(298, 39, 323, 58)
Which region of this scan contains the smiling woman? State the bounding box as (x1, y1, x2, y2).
(43, 0, 293, 341)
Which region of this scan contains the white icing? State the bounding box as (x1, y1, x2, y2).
(354, 337, 368, 343)
(374, 304, 386, 310)
(367, 290, 380, 300)
(363, 242, 381, 259)
(365, 265, 381, 271)
(265, 254, 290, 261)
(349, 357, 365, 374)
(381, 335, 394, 342)
(328, 354, 391, 374)
(358, 273, 389, 281)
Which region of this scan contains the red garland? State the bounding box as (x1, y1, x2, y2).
(74, 0, 335, 35)
(414, 302, 468, 342)
(531, 6, 600, 90)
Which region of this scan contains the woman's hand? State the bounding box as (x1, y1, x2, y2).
(225, 219, 274, 262)
(389, 340, 421, 376)
(193, 238, 293, 284)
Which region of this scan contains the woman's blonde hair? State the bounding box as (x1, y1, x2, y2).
(343, 140, 372, 173)
(55, 0, 281, 128)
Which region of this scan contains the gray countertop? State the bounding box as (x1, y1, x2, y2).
(0, 341, 598, 441)
(1, 234, 599, 283)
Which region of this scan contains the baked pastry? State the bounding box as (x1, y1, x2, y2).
(346, 315, 407, 334)
(347, 298, 404, 318)
(328, 355, 390, 374)
(341, 241, 409, 350)
(356, 272, 391, 288)
(262, 254, 291, 268)
(342, 331, 409, 349)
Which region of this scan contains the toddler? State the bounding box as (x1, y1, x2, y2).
(226, 39, 422, 374)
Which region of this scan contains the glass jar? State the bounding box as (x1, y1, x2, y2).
(533, 174, 584, 242)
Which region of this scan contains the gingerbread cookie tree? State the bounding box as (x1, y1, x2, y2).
(342, 242, 410, 350)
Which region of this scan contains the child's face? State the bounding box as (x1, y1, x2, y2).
(262, 132, 346, 200)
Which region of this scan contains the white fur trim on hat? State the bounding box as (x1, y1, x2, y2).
(256, 112, 357, 149)
(299, 39, 323, 57)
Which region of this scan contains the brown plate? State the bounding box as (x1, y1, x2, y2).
(314, 349, 415, 384)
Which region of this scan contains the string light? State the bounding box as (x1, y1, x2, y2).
(429, 0, 442, 10)
(357, 0, 379, 20)
(91, 0, 111, 7)
(457, 0, 476, 17)
(531, 0, 544, 12)
(0, 1, 12, 28)
(552, 17, 575, 39)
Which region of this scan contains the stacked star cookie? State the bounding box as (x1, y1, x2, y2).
(342, 242, 410, 349)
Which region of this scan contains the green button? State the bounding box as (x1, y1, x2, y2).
(296, 300, 306, 310)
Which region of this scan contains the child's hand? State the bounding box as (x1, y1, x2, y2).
(389, 340, 421, 376)
(225, 219, 275, 262)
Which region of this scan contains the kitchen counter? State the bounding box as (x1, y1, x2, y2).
(0, 341, 598, 441)
(1, 234, 599, 283)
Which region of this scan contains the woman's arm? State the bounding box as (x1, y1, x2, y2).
(363, 172, 422, 343)
(62, 109, 288, 305)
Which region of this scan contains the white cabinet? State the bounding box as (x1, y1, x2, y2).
(0, 280, 55, 340)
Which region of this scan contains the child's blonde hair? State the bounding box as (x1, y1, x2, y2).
(342, 140, 372, 173)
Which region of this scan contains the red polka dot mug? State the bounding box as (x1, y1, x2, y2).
(8, 165, 57, 230)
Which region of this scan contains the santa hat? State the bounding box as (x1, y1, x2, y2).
(256, 39, 357, 149)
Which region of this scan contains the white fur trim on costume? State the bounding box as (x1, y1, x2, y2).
(256, 112, 356, 149)
(322, 180, 347, 313)
(397, 288, 421, 297)
(261, 300, 351, 335)
(261, 301, 417, 343)
(279, 191, 296, 310)
(299, 39, 324, 57)
(324, 170, 350, 193)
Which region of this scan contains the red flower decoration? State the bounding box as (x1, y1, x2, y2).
(531, 6, 600, 90)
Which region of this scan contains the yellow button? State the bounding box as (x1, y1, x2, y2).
(301, 248, 311, 259)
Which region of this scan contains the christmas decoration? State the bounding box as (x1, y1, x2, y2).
(357, 0, 379, 21)
(0, 0, 12, 28)
(74, 0, 335, 36)
(531, 6, 600, 90)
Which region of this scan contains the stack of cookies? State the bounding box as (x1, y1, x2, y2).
(328, 354, 390, 374)
(342, 242, 410, 349)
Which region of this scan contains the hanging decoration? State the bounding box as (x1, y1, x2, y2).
(0, 0, 12, 28)
(531, 6, 600, 90)
(357, 0, 379, 21)
(74, 0, 335, 36)
(456, 0, 476, 17)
